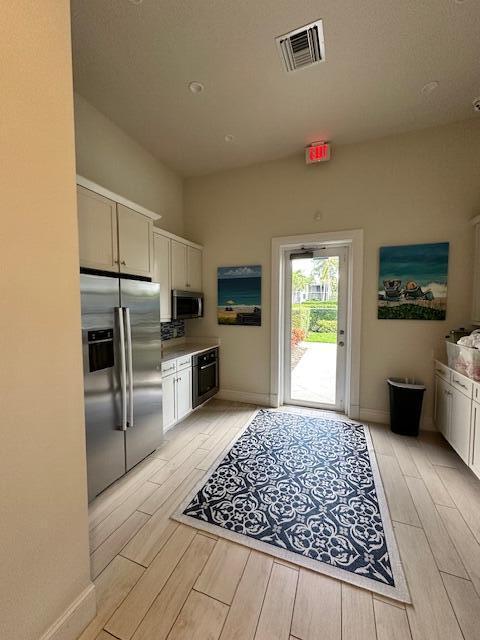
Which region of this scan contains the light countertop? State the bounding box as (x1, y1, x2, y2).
(160, 338, 219, 363)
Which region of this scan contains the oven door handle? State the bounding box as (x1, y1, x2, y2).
(199, 361, 216, 371)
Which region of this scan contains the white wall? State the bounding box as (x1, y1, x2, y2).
(74, 93, 184, 236)
(0, 3, 94, 639)
(185, 118, 480, 425)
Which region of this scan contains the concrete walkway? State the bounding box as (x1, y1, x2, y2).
(291, 342, 337, 405)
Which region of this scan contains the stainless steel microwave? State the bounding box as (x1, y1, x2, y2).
(172, 290, 204, 320)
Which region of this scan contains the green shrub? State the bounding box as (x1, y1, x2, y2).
(309, 307, 338, 330)
(311, 319, 337, 334)
(291, 305, 311, 333)
(300, 299, 337, 308)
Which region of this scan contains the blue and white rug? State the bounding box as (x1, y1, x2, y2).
(173, 409, 410, 602)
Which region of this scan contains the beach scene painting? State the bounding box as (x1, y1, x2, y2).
(218, 265, 262, 326)
(378, 242, 449, 320)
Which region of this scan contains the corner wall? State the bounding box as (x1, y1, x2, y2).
(184, 119, 480, 425)
(0, 3, 94, 639)
(74, 93, 184, 236)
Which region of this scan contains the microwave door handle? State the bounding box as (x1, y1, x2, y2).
(117, 307, 127, 431)
(198, 297, 203, 317)
(124, 307, 134, 428)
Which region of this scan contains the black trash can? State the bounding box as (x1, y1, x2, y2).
(387, 378, 425, 436)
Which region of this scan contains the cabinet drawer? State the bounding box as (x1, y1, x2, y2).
(161, 360, 177, 376)
(177, 355, 192, 371)
(434, 361, 451, 384)
(451, 372, 473, 398)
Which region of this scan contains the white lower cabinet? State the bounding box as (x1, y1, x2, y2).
(449, 385, 471, 462)
(471, 401, 480, 478)
(176, 367, 192, 421)
(162, 357, 193, 431)
(434, 361, 480, 478)
(434, 374, 451, 441)
(163, 373, 177, 431)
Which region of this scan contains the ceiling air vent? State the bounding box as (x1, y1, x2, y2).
(276, 20, 325, 73)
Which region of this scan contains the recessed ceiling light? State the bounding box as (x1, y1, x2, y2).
(224, 134, 235, 143)
(421, 81, 439, 96)
(188, 81, 204, 94)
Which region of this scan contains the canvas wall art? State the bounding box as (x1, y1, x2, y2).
(217, 265, 262, 325)
(378, 242, 449, 320)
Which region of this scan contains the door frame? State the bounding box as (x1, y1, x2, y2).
(284, 245, 348, 411)
(270, 230, 364, 419)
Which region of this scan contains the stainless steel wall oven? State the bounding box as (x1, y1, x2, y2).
(192, 347, 219, 408)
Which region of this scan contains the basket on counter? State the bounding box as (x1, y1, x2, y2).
(446, 339, 480, 381)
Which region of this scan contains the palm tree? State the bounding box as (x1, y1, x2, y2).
(312, 257, 338, 300)
(292, 270, 313, 302)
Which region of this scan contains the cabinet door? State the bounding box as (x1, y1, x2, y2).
(117, 204, 152, 277)
(449, 387, 471, 463)
(153, 233, 172, 322)
(434, 375, 451, 440)
(77, 186, 118, 271)
(171, 240, 187, 290)
(176, 367, 192, 421)
(162, 373, 176, 432)
(187, 246, 203, 291)
(471, 401, 480, 478)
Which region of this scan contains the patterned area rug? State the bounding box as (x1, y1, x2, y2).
(173, 409, 410, 602)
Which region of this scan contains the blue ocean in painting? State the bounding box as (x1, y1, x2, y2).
(378, 243, 449, 289)
(218, 266, 261, 306)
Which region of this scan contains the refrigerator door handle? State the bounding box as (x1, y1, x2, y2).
(124, 307, 134, 428)
(117, 307, 127, 431)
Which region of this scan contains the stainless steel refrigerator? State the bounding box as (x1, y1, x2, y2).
(80, 273, 163, 501)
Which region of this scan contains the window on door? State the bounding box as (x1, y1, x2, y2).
(285, 246, 348, 410)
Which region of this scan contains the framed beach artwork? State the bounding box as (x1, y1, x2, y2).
(378, 242, 449, 320)
(217, 265, 262, 326)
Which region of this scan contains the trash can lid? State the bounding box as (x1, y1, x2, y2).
(387, 378, 425, 390)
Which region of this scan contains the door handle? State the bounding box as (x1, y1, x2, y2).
(117, 308, 127, 432)
(124, 307, 134, 428)
(338, 341, 345, 347)
(200, 361, 216, 370)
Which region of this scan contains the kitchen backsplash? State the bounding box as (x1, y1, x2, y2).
(161, 319, 185, 341)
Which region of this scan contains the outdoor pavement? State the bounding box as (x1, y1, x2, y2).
(291, 342, 337, 405)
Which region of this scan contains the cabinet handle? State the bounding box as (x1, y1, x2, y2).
(121, 260, 126, 266)
(473, 406, 477, 463)
(454, 379, 467, 389)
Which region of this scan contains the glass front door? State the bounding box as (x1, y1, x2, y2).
(284, 246, 348, 410)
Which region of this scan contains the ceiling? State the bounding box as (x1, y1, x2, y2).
(71, 0, 480, 177)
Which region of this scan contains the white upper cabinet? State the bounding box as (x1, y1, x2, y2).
(153, 232, 172, 322)
(117, 204, 152, 278)
(171, 240, 203, 291)
(77, 178, 202, 304)
(171, 240, 188, 290)
(77, 186, 118, 271)
(187, 246, 203, 291)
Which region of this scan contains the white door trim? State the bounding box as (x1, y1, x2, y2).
(270, 230, 364, 419)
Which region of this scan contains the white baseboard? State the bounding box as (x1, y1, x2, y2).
(359, 408, 435, 431)
(217, 388, 272, 406)
(40, 583, 96, 640)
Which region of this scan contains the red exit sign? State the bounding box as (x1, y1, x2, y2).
(305, 142, 330, 164)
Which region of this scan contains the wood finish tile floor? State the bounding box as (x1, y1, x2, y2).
(81, 400, 480, 640)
